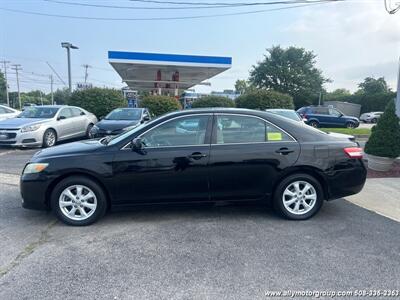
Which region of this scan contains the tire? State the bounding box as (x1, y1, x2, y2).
(42, 129, 57, 148)
(51, 176, 107, 226)
(86, 123, 94, 139)
(346, 122, 356, 129)
(309, 120, 319, 128)
(273, 173, 323, 220)
(371, 118, 377, 124)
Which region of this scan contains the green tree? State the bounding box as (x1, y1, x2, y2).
(140, 95, 181, 116)
(365, 100, 400, 158)
(235, 90, 294, 110)
(324, 88, 351, 101)
(69, 88, 126, 118)
(0, 70, 7, 104)
(235, 80, 249, 95)
(53, 88, 70, 105)
(358, 77, 389, 94)
(249, 45, 329, 108)
(191, 95, 235, 108)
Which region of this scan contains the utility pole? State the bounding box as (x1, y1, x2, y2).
(1, 60, 10, 106)
(318, 91, 322, 106)
(50, 74, 54, 105)
(11, 64, 22, 109)
(61, 42, 79, 94)
(82, 64, 91, 83)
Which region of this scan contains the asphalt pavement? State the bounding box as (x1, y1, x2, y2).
(1, 142, 400, 299)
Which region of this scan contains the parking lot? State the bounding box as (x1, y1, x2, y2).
(1, 145, 400, 299)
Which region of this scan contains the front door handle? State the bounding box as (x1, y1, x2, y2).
(275, 148, 294, 155)
(188, 152, 207, 160)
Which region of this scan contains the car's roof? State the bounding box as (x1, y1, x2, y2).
(265, 109, 296, 112)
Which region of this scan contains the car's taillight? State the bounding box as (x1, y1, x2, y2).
(344, 147, 363, 159)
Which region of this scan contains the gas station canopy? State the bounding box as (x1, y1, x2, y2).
(108, 51, 232, 95)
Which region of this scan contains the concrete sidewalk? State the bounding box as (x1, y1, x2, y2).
(346, 178, 400, 222)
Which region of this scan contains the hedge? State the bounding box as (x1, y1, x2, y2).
(140, 95, 182, 116)
(235, 90, 294, 110)
(191, 95, 235, 108)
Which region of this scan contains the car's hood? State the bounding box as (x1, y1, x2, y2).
(96, 119, 140, 131)
(33, 140, 103, 159)
(343, 115, 359, 121)
(0, 118, 50, 129)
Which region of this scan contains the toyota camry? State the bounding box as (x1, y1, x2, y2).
(20, 108, 367, 226)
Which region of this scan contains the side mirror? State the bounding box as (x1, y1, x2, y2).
(130, 138, 143, 152)
(57, 115, 66, 121)
(143, 115, 150, 121)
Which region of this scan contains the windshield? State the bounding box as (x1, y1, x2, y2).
(18, 107, 59, 119)
(105, 108, 142, 121)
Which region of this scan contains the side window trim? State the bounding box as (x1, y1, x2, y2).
(211, 113, 296, 145)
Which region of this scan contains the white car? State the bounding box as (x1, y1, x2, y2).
(360, 111, 383, 123)
(0, 105, 20, 120)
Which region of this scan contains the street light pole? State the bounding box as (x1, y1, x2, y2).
(61, 42, 79, 94)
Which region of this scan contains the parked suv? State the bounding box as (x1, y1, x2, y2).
(297, 106, 359, 128)
(360, 111, 383, 123)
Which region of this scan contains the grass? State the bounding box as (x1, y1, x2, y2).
(320, 128, 371, 136)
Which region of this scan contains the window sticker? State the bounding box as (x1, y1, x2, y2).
(267, 132, 283, 141)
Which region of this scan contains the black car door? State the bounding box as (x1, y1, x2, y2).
(111, 114, 212, 205)
(208, 113, 300, 201)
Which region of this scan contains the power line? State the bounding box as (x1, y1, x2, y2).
(46, 61, 67, 85)
(0, 1, 342, 21)
(44, 0, 335, 10)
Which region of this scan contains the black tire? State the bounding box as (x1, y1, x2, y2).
(51, 176, 107, 226)
(42, 129, 57, 148)
(346, 122, 356, 129)
(86, 123, 94, 139)
(371, 118, 377, 124)
(273, 173, 323, 220)
(309, 120, 319, 128)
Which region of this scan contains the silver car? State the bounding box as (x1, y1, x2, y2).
(0, 105, 20, 121)
(360, 111, 383, 123)
(0, 105, 97, 147)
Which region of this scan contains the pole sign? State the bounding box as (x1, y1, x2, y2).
(123, 89, 138, 108)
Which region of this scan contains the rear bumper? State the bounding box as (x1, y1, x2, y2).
(325, 160, 367, 200)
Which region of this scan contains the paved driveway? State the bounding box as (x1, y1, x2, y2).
(1, 180, 399, 299)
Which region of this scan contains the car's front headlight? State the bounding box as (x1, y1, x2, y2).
(23, 163, 49, 174)
(90, 125, 99, 132)
(21, 124, 41, 133)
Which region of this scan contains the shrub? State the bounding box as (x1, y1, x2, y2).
(140, 95, 181, 116)
(69, 88, 125, 118)
(364, 100, 400, 158)
(191, 95, 235, 108)
(235, 90, 294, 110)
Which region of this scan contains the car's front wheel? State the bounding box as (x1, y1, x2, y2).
(86, 123, 94, 139)
(51, 176, 107, 226)
(42, 129, 57, 148)
(273, 174, 323, 220)
(308, 120, 319, 128)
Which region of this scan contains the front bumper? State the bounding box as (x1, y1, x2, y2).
(0, 128, 44, 147)
(20, 173, 53, 210)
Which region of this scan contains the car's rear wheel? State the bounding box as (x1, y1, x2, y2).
(51, 176, 107, 226)
(371, 118, 377, 124)
(308, 120, 319, 128)
(346, 122, 356, 129)
(42, 129, 57, 148)
(273, 174, 323, 220)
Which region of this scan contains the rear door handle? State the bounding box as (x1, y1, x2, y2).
(275, 148, 294, 155)
(188, 152, 207, 160)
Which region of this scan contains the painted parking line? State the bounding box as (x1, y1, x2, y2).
(0, 173, 19, 186)
(0, 150, 14, 157)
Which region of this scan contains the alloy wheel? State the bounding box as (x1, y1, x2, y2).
(282, 181, 317, 215)
(45, 131, 56, 147)
(59, 185, 97, 221)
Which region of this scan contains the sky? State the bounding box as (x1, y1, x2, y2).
(0, 0, 399, 94)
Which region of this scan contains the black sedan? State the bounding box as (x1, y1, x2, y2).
(21, 108, 367, 226)
(90, 107, 151, 138)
